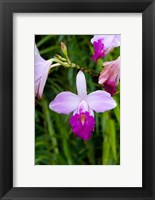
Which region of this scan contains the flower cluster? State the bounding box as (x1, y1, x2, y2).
(35, 35, 120, 140)
(91, 35, 120, 96)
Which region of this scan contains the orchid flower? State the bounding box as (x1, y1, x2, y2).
(98, 56, 120, 96)
(35, 44, 56, 99)
(91, 35, 120, 62)
(49, 71, 117, 140)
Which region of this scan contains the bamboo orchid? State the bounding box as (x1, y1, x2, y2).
(49, 70, 117, 140)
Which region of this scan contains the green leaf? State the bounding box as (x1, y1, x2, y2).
(37, 35, 53, 47)
(114, 105, 120, 124)
(102, 133, 110, 165)
(102, 115, 117, 164)
(109, 119, 117, 162)
(41, 98, 59, 155)
(102, 112, 110, 165)
(113, 96, 120, 124)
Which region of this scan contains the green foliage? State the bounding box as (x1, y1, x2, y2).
(35, 35, 120, 165)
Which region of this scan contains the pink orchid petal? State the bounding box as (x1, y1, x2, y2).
(73, 100, 94, 116)
(35, 67, 42, 82)
(76, 70, 87, 97)
(35, 78, 40, 97)
(35, 44, 45, 63)
(101, 35, 114, 51)
(77, 100, 89, 113)
(35, 44, 52, 98)
(38, 61, 51, 98)
(86, 90, 117, 113)
(112, 35, 121, 47)
(98, 56, 120, 96)
(35, 62, 48, 82)
(49, 92, 81, 114)
(89, 108, 94, 117)
(77, 100, 94, 116)
(91, 35, 104, 44)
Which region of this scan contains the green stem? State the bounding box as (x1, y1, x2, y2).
(48, 54, 99, 77)
(50, 63, 61, 68)
(42, 98, 59, 155)
(53, 56, 99, 77)
(70, 63, 99, 77)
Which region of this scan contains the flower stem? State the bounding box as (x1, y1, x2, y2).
(50, 63, 61, 68)
(53, 55, 99, 77)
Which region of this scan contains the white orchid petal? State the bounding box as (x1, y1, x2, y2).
(76, 70, 87, 97)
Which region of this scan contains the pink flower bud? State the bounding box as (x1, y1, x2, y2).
(98, 57, 120, 96)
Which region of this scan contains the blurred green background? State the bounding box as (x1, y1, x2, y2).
(35, 35, 120, 165)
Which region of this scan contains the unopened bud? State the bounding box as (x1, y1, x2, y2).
(61, 42, 69, 60)
(55, 54, 67, 62)
(63, 62, 70, 67)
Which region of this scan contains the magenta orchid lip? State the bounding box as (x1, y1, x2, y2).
(70, 111, 95, 141)
(92, 40, 105, 63)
